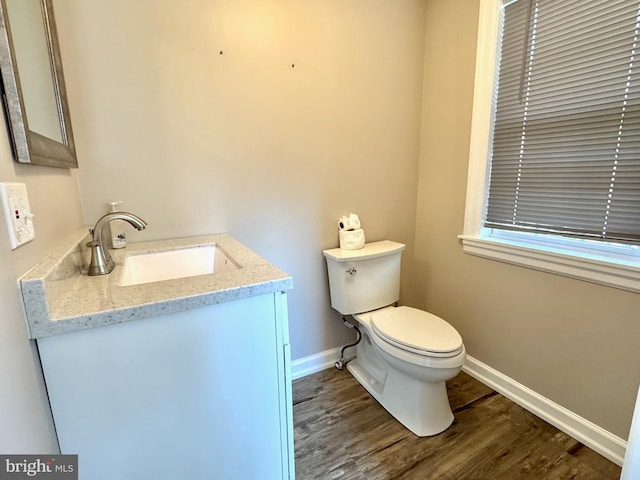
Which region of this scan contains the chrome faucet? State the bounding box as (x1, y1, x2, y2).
(86, 211, 147, 276)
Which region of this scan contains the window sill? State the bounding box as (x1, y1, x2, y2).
(458, 234, 640, 293)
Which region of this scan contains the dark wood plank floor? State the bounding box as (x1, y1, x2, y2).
(293, 368, 622, 480)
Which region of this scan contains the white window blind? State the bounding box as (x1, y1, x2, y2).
(485, 0, 640, 244)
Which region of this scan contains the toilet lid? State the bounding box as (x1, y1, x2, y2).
(370, 306, 463, 356)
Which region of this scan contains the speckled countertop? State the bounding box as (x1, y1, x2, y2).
(20, 227, 293, 339)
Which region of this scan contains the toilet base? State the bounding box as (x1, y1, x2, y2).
(347, 358, 455, 437)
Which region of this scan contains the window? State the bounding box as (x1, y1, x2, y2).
(460, 0, 640, 292)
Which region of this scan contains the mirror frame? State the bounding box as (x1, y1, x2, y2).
(0, 0, 77, 168)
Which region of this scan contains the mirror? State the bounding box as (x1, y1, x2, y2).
(0, 0, 77, 168)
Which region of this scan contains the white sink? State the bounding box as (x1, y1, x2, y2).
(119, 245, 239, 286)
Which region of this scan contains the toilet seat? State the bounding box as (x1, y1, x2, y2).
(370, 306, 463, 358)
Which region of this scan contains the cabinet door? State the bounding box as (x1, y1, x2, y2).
(38, 294, 288, 480)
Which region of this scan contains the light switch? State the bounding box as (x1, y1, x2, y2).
(0, 182, 35, 249)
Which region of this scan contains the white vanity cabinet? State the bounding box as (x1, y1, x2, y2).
(37, 292, 293, 480)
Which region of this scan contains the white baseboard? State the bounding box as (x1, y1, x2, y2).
(463, 355, 627, 466)
(291, 349, 627, 466)
(291, 347, 342, 380)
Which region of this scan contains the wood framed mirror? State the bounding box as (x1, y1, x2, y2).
(0, 0, 77, 168)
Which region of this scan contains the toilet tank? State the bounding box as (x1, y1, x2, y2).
(323, 240, 406, 315)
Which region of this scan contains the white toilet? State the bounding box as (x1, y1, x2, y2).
(323, 240, 466, 436)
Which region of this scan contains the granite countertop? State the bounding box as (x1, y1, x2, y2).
(20, 227, 293, 339)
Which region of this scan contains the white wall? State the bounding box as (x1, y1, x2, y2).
(54, 0, 427, 360)
(0, 129, 84, 448)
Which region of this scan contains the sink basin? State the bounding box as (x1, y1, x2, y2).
(119, 245, 239, 286)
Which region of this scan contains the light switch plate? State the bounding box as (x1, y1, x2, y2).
(0, 182, 35, 249)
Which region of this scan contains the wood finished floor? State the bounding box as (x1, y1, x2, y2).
(293, 369, 622, 480)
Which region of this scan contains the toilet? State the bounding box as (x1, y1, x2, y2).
(323, 240, 466, 436)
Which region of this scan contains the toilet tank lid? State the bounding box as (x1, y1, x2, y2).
(323, 240, 405, 263)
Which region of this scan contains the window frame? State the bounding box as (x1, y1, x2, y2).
(459, 0, 640, 293)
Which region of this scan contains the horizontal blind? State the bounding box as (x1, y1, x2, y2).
(485, 0, 640, 244)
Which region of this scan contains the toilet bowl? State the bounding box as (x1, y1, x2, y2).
(348, 306, 465, 436)
(323, 240, 466, 436)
